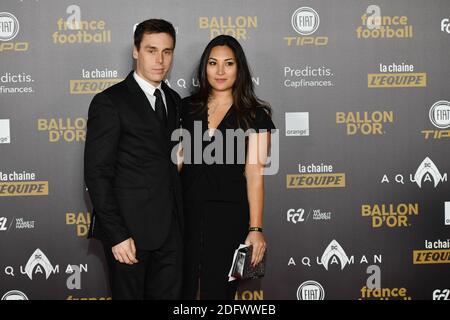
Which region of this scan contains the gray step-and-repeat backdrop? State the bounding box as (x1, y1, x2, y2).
(1, 0, 449, 300)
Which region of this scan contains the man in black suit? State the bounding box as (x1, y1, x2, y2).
(84, 19, 183, 300)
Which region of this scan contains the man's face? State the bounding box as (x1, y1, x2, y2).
(133, 32, 174, 86)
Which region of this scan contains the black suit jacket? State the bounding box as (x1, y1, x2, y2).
(84, 71, 183, 250)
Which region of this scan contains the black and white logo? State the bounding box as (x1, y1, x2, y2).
(0, 12, 19, 41)
(285, 112, 309, 136)
(1, 290, 28, 300)
(0, 119, 10, 144)
(287, 208, 305, 224)
(287, 208, 331, 224)
(291, 7, 320, 35)
(297, 280, 325, 300)
(441, 19, 450, 34)
(433, 289, 450, 300)
(381, 157, 447, 188)
(414, 157, 444, 188)
(0, 217, 8, 231)
(429, 100, 450, 129)
(24, 249, 54, 280)
(321, 239, 350, 270)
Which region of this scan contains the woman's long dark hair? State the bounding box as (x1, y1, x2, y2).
(191, 35, 271, 130)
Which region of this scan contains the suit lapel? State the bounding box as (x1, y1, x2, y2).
(162, 81, 178, 133)
(125, 72, 167, 135)
(125, 72, 180, 151)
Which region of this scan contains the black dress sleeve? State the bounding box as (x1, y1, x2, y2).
(251, 107, 276, 133)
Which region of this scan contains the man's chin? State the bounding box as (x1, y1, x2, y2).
(143, 75, 165, 85)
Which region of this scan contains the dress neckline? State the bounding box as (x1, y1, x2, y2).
(206, 104, 234, 136)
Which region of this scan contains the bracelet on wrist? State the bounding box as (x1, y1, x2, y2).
(249, 227, 263, 232)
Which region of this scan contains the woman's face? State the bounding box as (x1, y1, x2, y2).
(206, 45, 237, 93)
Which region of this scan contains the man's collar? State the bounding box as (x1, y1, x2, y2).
(133, 71, 162, 95)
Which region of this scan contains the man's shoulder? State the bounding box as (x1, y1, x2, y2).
(91, 78, 129, 105)
(101, 78, 128, 97)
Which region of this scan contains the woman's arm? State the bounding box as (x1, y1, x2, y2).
(176, 144, 183, 172)
(244, 131, 270, 266)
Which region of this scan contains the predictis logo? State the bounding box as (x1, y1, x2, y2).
(0, 72, 35, 94)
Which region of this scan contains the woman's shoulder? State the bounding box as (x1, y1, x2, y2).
(250, 106, 275, 131)
(253, 106, 271, 118)
(181, 95, 196, 115)
(181, 95, 195, 106)
(181, 94, 204, 122)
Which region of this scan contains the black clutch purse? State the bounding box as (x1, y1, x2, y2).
(228, 245, 266, 281)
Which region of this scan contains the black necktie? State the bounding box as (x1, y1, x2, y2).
(153, 88, 167, 126)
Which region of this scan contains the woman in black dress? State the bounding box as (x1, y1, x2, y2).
(179, 35, 275, 300)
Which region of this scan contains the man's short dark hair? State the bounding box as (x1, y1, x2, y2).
(134, 19, 176, 50)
